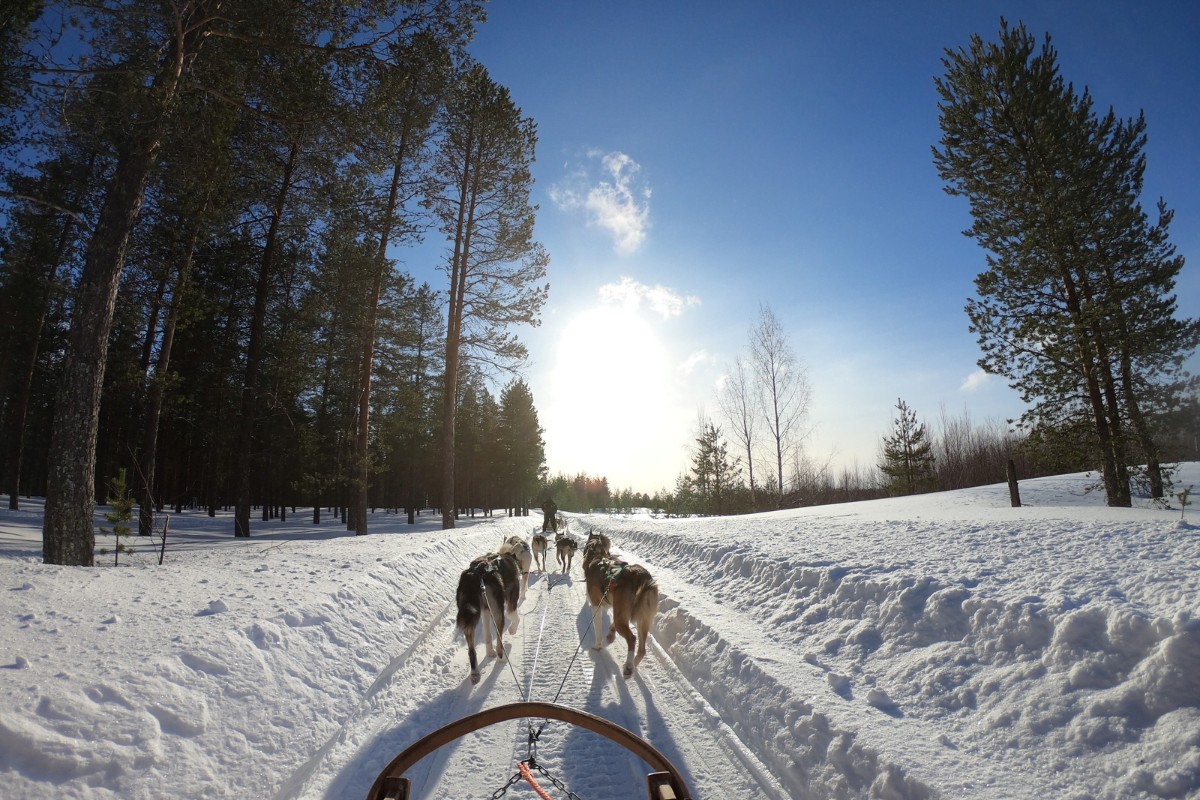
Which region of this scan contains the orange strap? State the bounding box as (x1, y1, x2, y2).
(519, 761, 553, 800)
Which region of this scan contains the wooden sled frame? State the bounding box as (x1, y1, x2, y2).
(364, 701, 691, 800)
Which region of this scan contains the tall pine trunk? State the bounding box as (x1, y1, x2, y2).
(353, 126, 409, 535)
(8, 214, 74, 510)
(42, 28, 192, 565)
(440, 123, 476, 530)
(234, 139, 299, 537)
(138, 220, 200, 535)
(43, 147, 159, 564)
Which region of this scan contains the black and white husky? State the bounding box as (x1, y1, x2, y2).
(455, 552, 521, 685)
(498, 535, 533, 601)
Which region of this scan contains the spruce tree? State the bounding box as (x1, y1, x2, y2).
(879, 399, 936, 496)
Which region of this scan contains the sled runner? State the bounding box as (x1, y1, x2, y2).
(363, 701, 690, 800)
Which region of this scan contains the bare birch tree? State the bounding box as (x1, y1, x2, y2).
(749, 303, 812, 507)
(717, 355, 758, 507)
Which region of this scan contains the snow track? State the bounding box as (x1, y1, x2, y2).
(280, 553, 775, 800)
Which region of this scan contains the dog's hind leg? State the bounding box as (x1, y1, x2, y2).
(482, 606, 497, 658)
(465, 625, 481, 685)
(632, 584, 658, 671)
(591, 601, 605, 651)
(492, 600, 507, 661)
(611, 614, 637, 678)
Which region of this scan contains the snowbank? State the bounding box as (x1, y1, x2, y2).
(583, 468, 1200, 798)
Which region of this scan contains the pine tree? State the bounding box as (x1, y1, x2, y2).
(689, 419, 741, 515)
(431, 65, 549, 528)
(933, 19, 1197, 506)
(99, 468, 135, 566)
(879, 399, 936, 496)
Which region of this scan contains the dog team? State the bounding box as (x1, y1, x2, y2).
(454, 511, 659, 685)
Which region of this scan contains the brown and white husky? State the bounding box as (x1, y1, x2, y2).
(531, 533, 549, 573)
(581, 535, 659, 678)
(498, 535, 533, 601)
(554, 532, 577, 574)
(455, 551, 521, 685)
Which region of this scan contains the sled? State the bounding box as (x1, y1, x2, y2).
(364, 701, 690, 800)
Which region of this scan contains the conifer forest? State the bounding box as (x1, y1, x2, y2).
(1, 1, 550, 564)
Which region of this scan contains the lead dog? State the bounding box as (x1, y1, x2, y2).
(498, 535, 533, 601)
(455, 551, 521, 685)
(531, 533, 549, 574)
(581, 535, 658, 678)
(555, 532, 577, 574)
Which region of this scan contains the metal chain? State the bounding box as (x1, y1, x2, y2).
(529, 758, 586, 800)
(489, 770, 523, 799)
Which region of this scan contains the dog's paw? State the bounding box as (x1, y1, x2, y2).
(508, 623, 517, 634)
(623, 664, 634, 679)
(471, 671, 481, 685)
(592, 643, 603, 651)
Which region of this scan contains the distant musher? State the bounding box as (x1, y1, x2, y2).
(541, 496, 558, 533)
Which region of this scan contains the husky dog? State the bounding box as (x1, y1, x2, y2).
(581, 541, 659, 678)
(531, 533, 549, 573)
(554, 532, 577, 574)
(584, 530, 611, 559)
(498, 535, 533, 601)
(455, 552, 521, 685)
(555, 514, 567, 533)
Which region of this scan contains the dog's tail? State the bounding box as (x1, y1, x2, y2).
(631, 575, 659, 633)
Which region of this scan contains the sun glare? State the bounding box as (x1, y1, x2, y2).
(546, 307, 672, 487)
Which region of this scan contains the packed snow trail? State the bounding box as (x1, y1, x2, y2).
(279, 543, 776, 800)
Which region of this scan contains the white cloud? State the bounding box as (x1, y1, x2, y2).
(598, 276, 700, 319)
(677, 350, 709, 374)
(960, 368, 993, 392)
(551, 151, 651, 253)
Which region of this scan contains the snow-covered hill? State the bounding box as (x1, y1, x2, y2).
(0, 467, 1197, 799)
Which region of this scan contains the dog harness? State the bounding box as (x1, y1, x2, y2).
(602, 559, 627, 591)
(472, 554, 503, 576)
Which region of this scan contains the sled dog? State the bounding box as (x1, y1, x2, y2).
(583, 530, 611, 559)
(581, 542, 658, 678)
(531, 533, 549, 573)
(554, 532, 577, 574)
(498, 535, 533, 601)
(455, 552, 521, 685)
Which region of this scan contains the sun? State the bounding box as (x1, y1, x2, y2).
(545, 306, 672, 486)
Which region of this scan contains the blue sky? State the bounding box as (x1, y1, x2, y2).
(409, 1, 1200, 493)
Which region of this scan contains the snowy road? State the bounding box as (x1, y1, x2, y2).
(280, 544, 777, 800)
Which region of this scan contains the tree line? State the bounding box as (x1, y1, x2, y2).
(0, 1, 549, 566)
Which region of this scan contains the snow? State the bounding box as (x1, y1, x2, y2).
(1, 467, 1198, 799)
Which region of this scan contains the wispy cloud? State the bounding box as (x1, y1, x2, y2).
(599, 277, 700, 319)
(960, 368, 993, 392)
(551, 151, 651, 253)
(677, 350, 709, 374)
